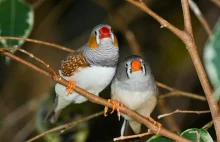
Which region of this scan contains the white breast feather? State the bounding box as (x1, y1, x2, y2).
(111, 79, 157, 120)
(55, 66, 116, 103)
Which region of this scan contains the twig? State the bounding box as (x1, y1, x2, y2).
(181, 0, 220, 140)
(126, 0, 220, 140)
(16, 47, 57, 76)
(182, 0, 194, 36)
(159, 91, 206, 101)
(0, 51, 191, 142)
(12, 119, 35, 142)
(210, 0, 220, 7)
(125, 0, 185, 40)
(195, 131, 200, 142)
(113, 130, 152, 141)
(202, 121, 213, 130)
(31, 0, 48, 9)
(26, 111, 104, 142)
(0, 36, 74, 52)
(0, 99, 39, 137)
(157, 82, 206, 101)
(97, 0, 143, 56)
(158, 109, 211, 119)
(189, 0, 212, 37)
(158, 100, 181, 132)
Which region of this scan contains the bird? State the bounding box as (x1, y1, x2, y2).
(105, 55, 160, 136)
(46, 24, 119, 123)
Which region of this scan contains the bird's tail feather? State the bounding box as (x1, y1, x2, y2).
(45, 96, 61, 124)
(129, 120, 141, 134)
(121, 119, 141, 136)
(45, 109, 61, 124)
(121, 119, 127, 136)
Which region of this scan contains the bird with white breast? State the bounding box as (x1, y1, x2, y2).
(46, 24, 119, 123)
(105, 55, 160, 136)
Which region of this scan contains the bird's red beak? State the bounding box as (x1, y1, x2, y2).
(99, 27, 111, 39)
(131, 60, 142, 72)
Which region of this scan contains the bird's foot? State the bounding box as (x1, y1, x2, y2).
(104, 99, 122, 121)
(66, 80, 75, 96)
(146, 116, 162, 134)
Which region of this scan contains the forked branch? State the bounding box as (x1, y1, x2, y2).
(126, 0, 220, 140)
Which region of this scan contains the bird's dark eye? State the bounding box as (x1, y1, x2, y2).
(125, 63, 128, 68)
(94, 31, 97, 35)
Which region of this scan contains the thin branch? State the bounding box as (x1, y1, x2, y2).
(182, 0, 194, 36)
(181, 0, 220, 140)
(0, 99, 39, 137)
(0, 51, 191, 142)
(17, 47, 57, 76)
(157, 82, 206, 101)
(31, 0, 48, 9)
(195, 131, 200, 142)
(210, 0, 220, 7)
(125, 0, 185, 40)
(12, 119, 35, 142)
(159, 91, 206, 101)
(158, 100, 181, 132)
(0, 36, 74, 52)
(156, 82, 174, 91)
(189, 0, 212, 37)
(26, 111, 104, 142)
(126, 0, 220, 140)
(97, 0, 143, 56)
(202, 121, 213, 129)
(158, 109, 210, 119)
(113, 130, 152, 141)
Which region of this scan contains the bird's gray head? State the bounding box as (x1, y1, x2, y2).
(115, 55, 152, 82)
(84, 24, 119, 67)
(114, 55, 158, 93)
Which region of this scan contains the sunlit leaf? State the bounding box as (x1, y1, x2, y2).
(181, 128, 214, 142)
(204, 17, 220, 100)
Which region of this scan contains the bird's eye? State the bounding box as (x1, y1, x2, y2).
(94, 31, 97, 35)
(125, 63, 128, 68)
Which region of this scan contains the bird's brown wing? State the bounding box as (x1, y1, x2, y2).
(60, 52, 89, 77)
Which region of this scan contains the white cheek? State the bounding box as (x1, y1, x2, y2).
(126, 66, 132, 77)
(142, 64, 146, 75)
(111, 33, 114, 43)
(96, 33, 100, 44)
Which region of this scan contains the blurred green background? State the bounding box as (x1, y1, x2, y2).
(0, 0, 219, 141)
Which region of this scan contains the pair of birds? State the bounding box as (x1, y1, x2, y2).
(46, 24, 159, 136)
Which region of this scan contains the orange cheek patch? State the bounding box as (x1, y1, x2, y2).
(88, 34, 98, 49)
(131, 60, 142, 72)
(113, 34, 118, 47)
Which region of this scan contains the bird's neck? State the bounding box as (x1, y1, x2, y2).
(83, 42, 119, 67)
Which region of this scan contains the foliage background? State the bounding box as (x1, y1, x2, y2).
(0, 0, 219, 141)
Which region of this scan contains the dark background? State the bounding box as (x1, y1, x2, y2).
(0, 0, 219, 141)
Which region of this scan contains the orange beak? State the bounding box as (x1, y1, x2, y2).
(131, 60, 142, 72)
(99, 27, 111, 39)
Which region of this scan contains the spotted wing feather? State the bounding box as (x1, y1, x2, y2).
(60, 52, 89, 76)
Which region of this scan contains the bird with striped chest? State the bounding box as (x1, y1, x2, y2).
(46, 24, 119, 123)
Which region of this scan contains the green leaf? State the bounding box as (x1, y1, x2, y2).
(0, 0, 34, 47)
(204, 17, 220, 100)
(181, 128, 214, 142)
(147, 135, 175, 142)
